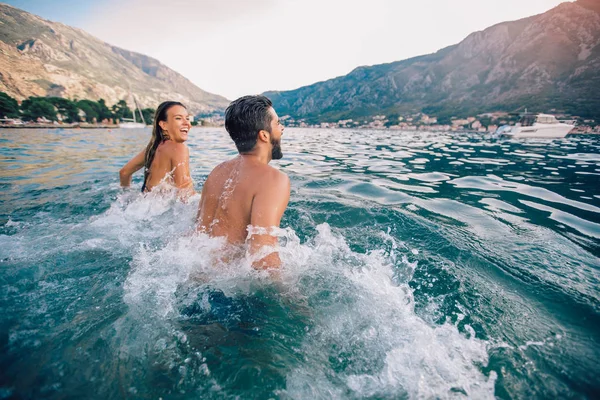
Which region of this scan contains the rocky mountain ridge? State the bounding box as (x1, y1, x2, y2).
(0, 3, 229, 113)
(265, 0, 600, 122)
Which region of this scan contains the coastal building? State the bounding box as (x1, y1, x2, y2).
(421, 116, 437, 124)
(452, 119, 469, 127)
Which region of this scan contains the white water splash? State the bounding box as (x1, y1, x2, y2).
(120, 217, 495, 398)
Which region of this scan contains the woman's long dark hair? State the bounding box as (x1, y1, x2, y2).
(141, 101, 186, 192)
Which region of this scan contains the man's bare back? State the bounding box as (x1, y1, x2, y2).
(196, 95, 290, 269)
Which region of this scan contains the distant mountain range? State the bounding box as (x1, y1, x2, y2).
(2, 2, 599, 122)
(0, 3, 229, 114)
(265, 0, 600, 122)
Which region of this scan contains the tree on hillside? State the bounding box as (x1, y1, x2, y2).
(77, 99, 99, 122)
(21, 97, 57, 122)
(77, 98, 113, 122)
(47, 97, 80, 123)
(141, 108, 155, 124)
(96, 99, 112, 121)
(0, 92, 20, 119)
(112, 100, 133, 121)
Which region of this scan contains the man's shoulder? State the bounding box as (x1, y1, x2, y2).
(260, 166, 289, 195)
(263, 164, 289, 184)
(210, 159, 234, 174)
(205, 159, 233, 182)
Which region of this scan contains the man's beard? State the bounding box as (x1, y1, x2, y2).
(271, 137, 283, 160)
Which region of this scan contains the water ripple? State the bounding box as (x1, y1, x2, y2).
(1, 128, 599, 399)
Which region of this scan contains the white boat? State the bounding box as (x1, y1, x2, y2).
(119, 93, 147, 129)
(496, 114, 574, 138)
(119, 121, 146, 129)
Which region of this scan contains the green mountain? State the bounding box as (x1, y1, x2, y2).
(0, 3, 229, 113)
(265, 0, 600, 122)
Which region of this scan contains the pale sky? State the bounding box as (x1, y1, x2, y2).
(8, 0, 568, 100)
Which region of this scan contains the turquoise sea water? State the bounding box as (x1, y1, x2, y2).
(1, 127, 599, 399)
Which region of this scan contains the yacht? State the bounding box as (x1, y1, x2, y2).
(495, 114, 574, 138)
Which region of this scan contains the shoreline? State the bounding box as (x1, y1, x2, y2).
(0, 123, 131, 129)
(1, 125, 597, 135)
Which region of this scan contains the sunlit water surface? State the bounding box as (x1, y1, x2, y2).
(1, 128, 599, 399)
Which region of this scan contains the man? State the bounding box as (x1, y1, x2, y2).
(197, 95, 290, 269)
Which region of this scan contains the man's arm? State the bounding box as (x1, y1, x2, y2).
(248, 172, 291, 270)
(196, 174, 214, 232)
(120, 150, 145, 187)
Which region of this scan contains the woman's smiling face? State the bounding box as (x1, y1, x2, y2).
(160, 105, 190, 142)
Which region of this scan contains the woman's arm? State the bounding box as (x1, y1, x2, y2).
(119, 150, 145, 187)
(171, 145, 195, 198)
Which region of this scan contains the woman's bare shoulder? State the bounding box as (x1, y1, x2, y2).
(160, 140, 187, 150)
(157, 141, 188, 158)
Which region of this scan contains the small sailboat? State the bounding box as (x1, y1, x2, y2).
(119, 94, 146, 129)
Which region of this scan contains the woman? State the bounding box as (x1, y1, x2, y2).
(119, 101, 195, 197)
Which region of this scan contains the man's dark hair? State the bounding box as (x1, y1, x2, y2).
(225, 95, 273, 153)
